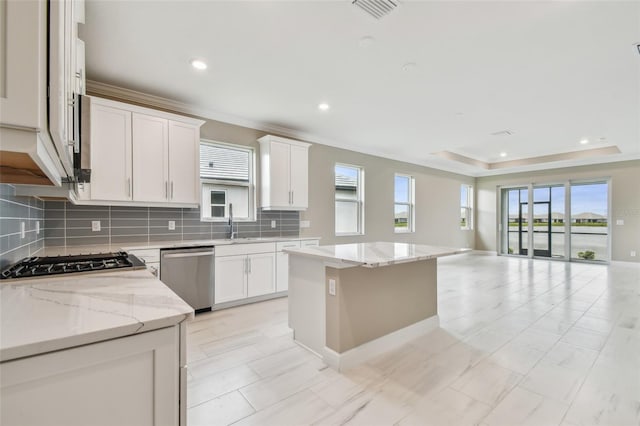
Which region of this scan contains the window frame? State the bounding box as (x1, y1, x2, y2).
(200, 139, 256, 222)
(394, 173, 415, 233)
(460, 184, 473, 230)
(334, 163, 365, 236)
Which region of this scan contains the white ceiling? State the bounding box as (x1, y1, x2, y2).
(82, 1, 640, 176)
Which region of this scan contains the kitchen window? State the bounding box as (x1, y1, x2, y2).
(335, 164, 364, 235)
(460, 184, 473, 230)
(394, 174, 415, 233)
(200, 140, 255, 221)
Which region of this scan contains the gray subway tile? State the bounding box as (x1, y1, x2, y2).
(111, 235, 149, 245)
(65, 203, 108, 211)
(183, 233, 211, 241)
(44, 219, 66, 229)
(148, 234, 181, 242)
(45, 237, 66, 247)
(65, 210, 109, 219)
(45, 228, 65, 239)
(0, 218, 21, 236)
(110, 218, 148, 228)
(44, 200, 66, 210)
(0, 245, 30, 269)
(44, 209, 65, 219)
(110, 208, 149, 219)
(149, 226, 181, 235)
(0, 184, 15, 197)
(110, 226, 148, 236)
(65, 236, 110, 246)
(0, 201, 29, 219)
(65, 219, 106, 229)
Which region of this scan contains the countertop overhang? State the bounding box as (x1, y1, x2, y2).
(284, 242, 470, 268)
(0, 269, 194, 362)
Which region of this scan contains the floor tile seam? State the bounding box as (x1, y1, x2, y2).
(238, 382, 327, 421)
(188, 387, 255, 413)
(189, 350, 268, 381)
(226, 392, 258, 426)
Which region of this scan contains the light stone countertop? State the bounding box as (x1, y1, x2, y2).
(0, 269, 194, 362)
(284, 242, 470, 268)
(41, 236, 322, 256)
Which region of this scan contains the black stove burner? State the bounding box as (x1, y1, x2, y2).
(0, 251, 145, 280)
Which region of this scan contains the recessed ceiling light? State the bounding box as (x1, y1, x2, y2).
(402, 62, 417, 72)
(358, 36, 375, 48)
(580, 138, 589, 145)
(499, 152, 507, 158)
(191, 59, 207, 70)
(318, 103, 330, 111)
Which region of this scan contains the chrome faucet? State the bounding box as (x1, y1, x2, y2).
(228, 203, 237, 239)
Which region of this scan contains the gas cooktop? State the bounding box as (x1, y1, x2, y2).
(0, 251, 146, 280)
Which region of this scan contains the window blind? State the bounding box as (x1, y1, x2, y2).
(200, 144, 250, 181)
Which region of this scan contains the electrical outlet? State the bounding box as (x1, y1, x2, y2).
(36, 221, 40, 235)
(328, 279, 336, 296)
(631, 251, 637, 257)
(168, 220, 176, 231)
(20, 222, 26, 239)
(91, 221, 101, 232)
(300, 220, 311, 228)
(616, 219, 624, 226)
(271, 220, 276, 229)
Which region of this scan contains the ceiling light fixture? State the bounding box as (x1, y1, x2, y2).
(580, 138, 589, 145)
(499, 152, 507, 158)
(318, 103, 330, 111)
(191, 59, 207, 70)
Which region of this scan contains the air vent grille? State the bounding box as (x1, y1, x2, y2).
(352, 0, 398, 20)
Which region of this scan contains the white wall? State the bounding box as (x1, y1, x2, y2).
(475, 160, 640, 263)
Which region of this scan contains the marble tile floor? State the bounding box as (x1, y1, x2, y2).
(186, 253, 640, 426)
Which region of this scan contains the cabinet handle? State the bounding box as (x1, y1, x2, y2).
(165, 181, 168, 199)
(126, 178, 131, 197)
(248, 258, 252, 273)
(171, 181, 174, 200)
(244, 257, 248, 274)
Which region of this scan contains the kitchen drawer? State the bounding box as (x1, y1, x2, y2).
(301, 239, 320, 247)
(215, 242, 276, 257)
(276, 240, 301, 252)
(128, 248, 160, 264)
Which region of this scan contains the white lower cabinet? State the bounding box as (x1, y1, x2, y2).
(0, 327, 182, 426)
(214, 243, 276, 305)
(214, 255, 248, 303)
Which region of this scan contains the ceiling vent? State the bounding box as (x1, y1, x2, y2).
(352, 0, 399, 20)
(490, 130, 513, 136)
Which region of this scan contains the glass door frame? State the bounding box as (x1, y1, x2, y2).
(498, 179, 610, 263)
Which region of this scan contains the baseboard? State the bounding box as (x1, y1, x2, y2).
(322, 315, 440, 372)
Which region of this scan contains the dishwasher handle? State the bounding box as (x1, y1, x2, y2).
(162, 251, 214, 259)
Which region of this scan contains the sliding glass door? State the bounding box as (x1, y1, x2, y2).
(500, 181, 608, 262)
(570, 182, 609, 262)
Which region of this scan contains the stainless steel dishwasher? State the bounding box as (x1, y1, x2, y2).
(160, 246, 214, 313)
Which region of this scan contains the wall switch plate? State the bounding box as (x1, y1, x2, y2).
(300, 220, 310, 228)
(616, 219, 624, 225)
(20, 222, 26, 239)
(271, 220, 276, 229)
(631, 251, 637, 257)
(168, 220, 176, 231)
(91, 221, 101, 232)
(36, 221, 40, 235)
(328, 279, 336, 296)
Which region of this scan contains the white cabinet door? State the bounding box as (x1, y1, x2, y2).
(0, 0, 45, 129)
(90, 104, 132, 201)
(268, 140, 291, 207)
(168, 121, 199, 204)
(133, 113, 169, 202)
(289, 144, 309, 209)
(0, 327, 179, 426)
(215, 255, 247, 304)
(247, 252, 275, 297)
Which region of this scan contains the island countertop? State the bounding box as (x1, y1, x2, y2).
(284, 242, 470, 268)
(0, 269, 194, 362)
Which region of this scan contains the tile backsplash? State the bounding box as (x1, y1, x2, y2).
(0, 184, 45, 269)
(44, 201, 299, 247)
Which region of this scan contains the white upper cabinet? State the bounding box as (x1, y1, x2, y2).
(258, 135, 310, 211)
(90, 104, 132, 201)
(168, 121, 200, 205)
(133, 113, 169, 203)
(83, 96, 204, 207)
(0, 0, 83, 186)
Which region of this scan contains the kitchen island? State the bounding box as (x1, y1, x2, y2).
(284, 242, 468, 371)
